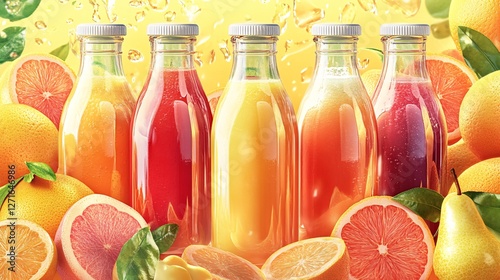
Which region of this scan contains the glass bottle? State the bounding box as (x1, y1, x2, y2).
(372, 24, 447, 196)
(59, 24, 136, 204)
(298, 24, 377, 240)
(131, 23, 212, 255)
(211, 23, 298, 266)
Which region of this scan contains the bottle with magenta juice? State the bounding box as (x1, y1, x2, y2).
(131, 24, 212, 255)
(372, 24, 447, 196)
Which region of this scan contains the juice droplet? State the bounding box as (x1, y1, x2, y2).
(9, 52, 18, 59)
(74, 1, 83, 10)
(0, 31, 6, 39)
(273, 3, 291, 33)
(218, 40, 231, 62)
(300, 67, 312, 83)
(35, 20, 48, 30)
(357, 57, 369, 69)
(92, 10, 101, 22)
(293, 0, 325, 28)
(101, 0, 118, 22)
(66, 18, 74, 24)
(127, 23, 138, 31)
(339, 2, 356, 23)
(381, 0, 420, 17)
(194, 51, 203, 67)
(245, 15, 252, 21)
(431, 20, 450, 39)
(35, 38, 44, 45)
(69, 29, 81, 57)
(60, 0, 69, 3)
(285, 40, 292, 52)
(128, 49, 144, 62)
(357, 0, 377, 14)
(129, 0, 145, 7)
(179, 0, 201, 20)
(209, 49, 216, 64)
(164, 10, 176, 21)
(261, 0, 270, 3)
(148, 0, 168, 12)
(135, 10, 146, 22)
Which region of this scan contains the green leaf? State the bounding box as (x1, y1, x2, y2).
(116, 227, 159, 280)
(152, 224, 179, 254)
(0, 177, 23, 209)
(50, 43, 70, 61)
(26, 162, 56, 181)
(364, 48, 383, 61)
(0, 26, 25, 64)
(0, 0, 41, 21)
(458, 26, 500, 78)
(464, 191, 500, 233)
(425, 0, 451, 18)
(393, 188, 444, 223)
(23, 172, 34, 183)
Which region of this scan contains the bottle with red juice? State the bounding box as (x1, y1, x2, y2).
(131, 23, 212, 255)
(372, 24, 447, 196)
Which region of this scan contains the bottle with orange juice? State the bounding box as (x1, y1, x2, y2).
(211, 23, 298, 266)
(59, 24, 136, 205)
(297, 24, 377, 240)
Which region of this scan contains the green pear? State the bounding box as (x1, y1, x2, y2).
(434, 175, 500, 280)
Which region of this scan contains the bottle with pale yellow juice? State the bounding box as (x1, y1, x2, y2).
(59, 24, 136, 205)
(211, 23, 298, 266)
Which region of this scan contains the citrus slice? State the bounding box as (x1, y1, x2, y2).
(331, 196, 435, 280)
(8, 54, 76, 128)
(261, 237, 349, 280)
(426, 54, 477, 145)
(182, 245, 265, 280)
(0, 219, 57, 280)
(55, 194, 148, 280)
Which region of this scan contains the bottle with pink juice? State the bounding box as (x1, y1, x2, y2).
(372, 24, 447, 196)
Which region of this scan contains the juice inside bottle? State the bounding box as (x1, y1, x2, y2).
(298, 24, 377, 240)
(131, 24, 212, 255)
(59, 24, 136, 204)
(211, 23, 298, 266)
(372, 24, 447, 196)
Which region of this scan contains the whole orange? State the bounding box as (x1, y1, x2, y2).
(443, 139, 481, 195)
(0, 104, 58, 185)
(449, 0, 500, 51)
(0, 174, 93, 239)
(459, 71, 500, 160)
(449, 158, 500, 194)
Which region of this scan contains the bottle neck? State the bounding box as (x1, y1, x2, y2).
(229, 36, 280, 80)
(312, 36, 360, 77)
(149, 36, 196, 71)
(381, 35, 429, 80)
(79, 36, 125, 77)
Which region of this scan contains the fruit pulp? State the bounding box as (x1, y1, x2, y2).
(373, 79, 446, 195)
(59, 76, 135, 204)
(131, 69, 212, 255)
(211, 79, 298, 266)
(298, 76, 376, 239)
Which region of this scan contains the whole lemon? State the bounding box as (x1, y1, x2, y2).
(449, 0, 500, 51)
(443, 139, 481, 195)
(0, 174, 93, 239)
(0, 104, 58, 185)
(449, 157, 500, 194)
(459, 71, 500, 160)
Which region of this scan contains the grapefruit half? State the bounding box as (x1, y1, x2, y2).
(7, 54, 75, 128)
(331, 196, 435, 280)
(55, 194, 147, 280)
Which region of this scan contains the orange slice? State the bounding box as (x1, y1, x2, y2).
(261, 237, 349, 280)
(426, 54, 477, 145)
(331, 196, 435, 280)
(0, 219, 57, 280)
(181, 245, 265, 280)
(8, 54, 76, 128)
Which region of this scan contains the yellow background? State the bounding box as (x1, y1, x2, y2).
(0, 0, 455, 108)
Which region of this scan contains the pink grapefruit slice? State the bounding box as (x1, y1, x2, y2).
(8, 54, 75, 128)
(55, 194, 147, 280)
(331, 196, 435, 280)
